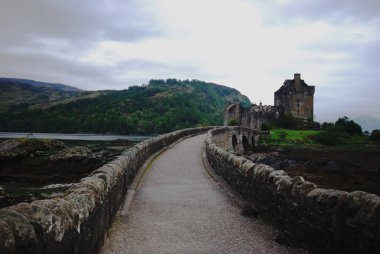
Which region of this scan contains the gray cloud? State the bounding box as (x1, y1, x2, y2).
(0, 0, 163, 81)
(0, 46, 209, 91)
(0, 0, 169, 90)
(0, 0, 160, 43)
(259, 0, 380, 24)
(256, 0, 380, 120)
(0, 50, 107, 88)
(0, 0, 379, 122)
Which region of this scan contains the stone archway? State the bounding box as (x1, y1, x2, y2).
(242, 135, 249, 153)
(232, 135, 238, 151)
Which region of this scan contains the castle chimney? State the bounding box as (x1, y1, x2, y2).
(294, 73, 301, 90)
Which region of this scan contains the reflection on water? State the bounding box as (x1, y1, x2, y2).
(0, 132, 151, 142)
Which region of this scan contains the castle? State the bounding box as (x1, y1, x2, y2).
(224, 74, 315, 129)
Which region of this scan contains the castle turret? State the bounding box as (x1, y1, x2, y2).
(294, 73, 301, 90)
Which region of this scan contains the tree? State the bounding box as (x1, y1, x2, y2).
(370, 129, 380, 141)
(335, 116, 363, 135)
(314, 125, 349, 145)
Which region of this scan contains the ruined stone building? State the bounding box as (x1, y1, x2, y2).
(224, 74, 315, 130)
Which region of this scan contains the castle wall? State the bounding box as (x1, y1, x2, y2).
(224, 104, 279, 130)
(289, 93, 313, 120)
(274, 91, 314, 120)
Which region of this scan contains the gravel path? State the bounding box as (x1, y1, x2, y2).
(101, 134, 307, 254)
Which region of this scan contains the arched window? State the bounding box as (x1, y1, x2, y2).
(296, 99, 300, 117)
(232, 135, 238, 151)
(242, 135, 249, 153)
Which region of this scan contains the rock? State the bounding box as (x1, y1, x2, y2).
(0, 139, 22, 152)
(0, 138, 66, 162)
(49, 146, 116, 170)
(50, 147, 114, 161)
(0, 210, 39, 253)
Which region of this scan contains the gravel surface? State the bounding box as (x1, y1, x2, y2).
(101, 134, 308, 254)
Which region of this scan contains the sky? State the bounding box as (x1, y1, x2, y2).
(0, 0, 379, 122)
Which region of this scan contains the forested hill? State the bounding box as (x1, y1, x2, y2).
(0, 79, 250, 135)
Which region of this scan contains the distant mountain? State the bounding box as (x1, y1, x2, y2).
(0, 78, 251, 135)
(0, 78, 82, 92)
(0, 78, 83, 112)
(353, 116, 380, 132)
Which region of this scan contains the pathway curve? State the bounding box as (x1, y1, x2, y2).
(101, 134, 306, 254)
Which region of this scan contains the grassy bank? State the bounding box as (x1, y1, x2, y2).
(262, 129, 380, 150)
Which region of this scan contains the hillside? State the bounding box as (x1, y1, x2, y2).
(0, 79, 250, 134)
(0, 78, 83, 112)
(0, 78, 82, 92)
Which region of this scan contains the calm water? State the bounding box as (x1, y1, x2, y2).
(0, 132, 151, 142)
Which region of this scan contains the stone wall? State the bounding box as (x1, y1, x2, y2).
(224, 103, 280, 131)
(206, 127, 380, 254)
(0, 127, 211, 254)
(210, 126, 262, 154)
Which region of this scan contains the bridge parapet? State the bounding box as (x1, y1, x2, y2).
(210, 126, 266, 154)
(0, 127, 212, 254)
(206, 127, 380, 254)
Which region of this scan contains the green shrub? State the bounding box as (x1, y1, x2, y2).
(321, 122, 335, 130)
(276, 114, 302, 129)
(335, 116, 362, 135)
(278, 131, 288, 141)
(228, 119, 238, 126)
(261, 123, 271, 131)
(314, 125, 348, 145)
(370, 129, 380, 141)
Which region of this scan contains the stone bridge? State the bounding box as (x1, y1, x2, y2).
(1, 127, 379, 254)
(209, 126, 265, 154)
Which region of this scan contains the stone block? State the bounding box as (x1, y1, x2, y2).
(253, 164, 275, 183)
(0, 210, 39, 254)
(33, 199, 78, 242)
(268, 170, 287, 184)
(275, 175, 292, 194)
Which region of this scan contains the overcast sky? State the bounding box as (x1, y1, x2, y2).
(1, 0, 379, 122)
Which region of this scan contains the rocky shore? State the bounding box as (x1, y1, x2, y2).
(0, 138, 124, 208)
(247, 147, 380, 195)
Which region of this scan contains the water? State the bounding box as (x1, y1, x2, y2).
(0, 132, 151, 142)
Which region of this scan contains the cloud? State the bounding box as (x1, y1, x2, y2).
(258, 0, 380, 24)
(0, 0, 379, 121)
(0, 0, 167, 89)
(0, 0, 160, 44)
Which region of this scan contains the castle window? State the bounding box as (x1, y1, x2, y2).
(232, 135, 238, 151)
(242, 136, 249, 153)
(296, 99, 300, 117)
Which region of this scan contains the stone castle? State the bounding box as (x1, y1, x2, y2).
(224, 74, 315, 129)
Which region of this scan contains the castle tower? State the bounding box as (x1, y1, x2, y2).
(274, 73, 315, 120)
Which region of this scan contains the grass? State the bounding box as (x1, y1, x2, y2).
(261, 129, 380, 151)
(265, 129, 321, 147)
